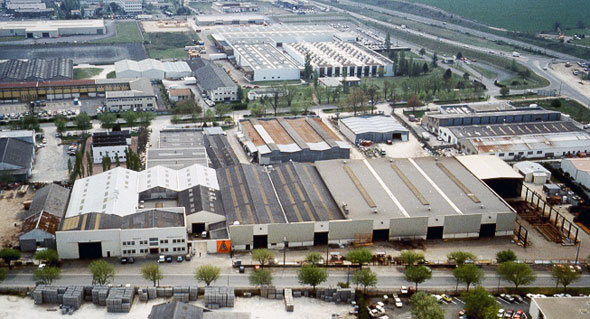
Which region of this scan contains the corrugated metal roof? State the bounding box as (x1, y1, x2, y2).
(456, 155, 523, 180)
(340, 115, 408, 135)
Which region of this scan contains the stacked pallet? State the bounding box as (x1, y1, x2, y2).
(138, 288, 148, 302)
(189, 286, 198, 301)
(260, 286, 283, 299)
(92, 286, 110, 306)
(147, 287, 157, 299)
(204, 287, 235, 308)
(83, 286, 94, 301)
(173, 287, 189, 302)
(316, 288, 355, 303)
(32, 286, 67, 304)
(106, 287, 134, 313)
(63, 286, 84, 309)
(284, 288, 294, 312)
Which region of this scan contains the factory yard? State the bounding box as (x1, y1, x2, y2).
(0, 189, 32, 248)
(549, 63, 590, 100)
(141, 20, 191, 33)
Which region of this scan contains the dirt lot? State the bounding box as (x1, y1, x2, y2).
(142, 20, 191, 33)
(0, 189, 34, 248)
(550, 63, 590, 100)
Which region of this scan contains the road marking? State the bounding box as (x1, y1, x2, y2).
(454, 298, 465, 304)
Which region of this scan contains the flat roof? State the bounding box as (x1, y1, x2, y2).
(286, 41, 393, 67)
(147, 129, 209, 169)
(532, 297, 590, 319)
(513, 161, 550, 175)
(212, 24, 336, 43)
(340, 115, 408, 135)
(195, 14, 267, 23)
(449, 121, 581, 139)
(315, 157, 514, 220)
(456, 155, 524, 180)
(60, 208, 185, 231)
(233, 42, 299, 70)
(427, 107, 560, 120)
(461, 131, 590, 153)
(0, 19, 105, 30)
(563, 158, 590, 173)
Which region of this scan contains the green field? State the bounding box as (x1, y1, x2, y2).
(92, 21, 143, 44)
(144, 32, 198, 59)
(469, 64, 498, 79)
(74, 68, 103, 80)
(514, 98, 590, 123)
(408, 0, 590, 32)
(0, 36, 20, 42)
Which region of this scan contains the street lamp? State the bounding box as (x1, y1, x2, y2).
(283, 237, 287, 266)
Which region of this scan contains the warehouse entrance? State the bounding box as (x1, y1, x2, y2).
(392, 133, 403, 140)
(78, 242, 102, 259)
(426, 226, 444, 240)
(192, 223, 205, 234)
(253, 235, 267, 249)
(314, 232, 328, 245)
(479, 224, 496, 238)
(372, 229, 389, 241)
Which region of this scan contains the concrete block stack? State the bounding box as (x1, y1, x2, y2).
(105, 287, 134, 313)
(204, 287, 235, 308)
(147, 287, 157, 299)
(165, 287, 173, 298)
(189, 286, 198, 301)
(156, 287, 165, 297)
(32, 286, 43, 304)
(91, 286, 110, 306)
(284, 288, 294, 312)
(83, 286, 94, 301)
(32, 286, 64, 304)
(57, 287, 66, 304)
(63, 286, 84, 309)
(292, 290, 302, 298)
(173, 286, 189, 302)
(261, 286, 283, 299)
(316, 288, 355, 304)
(138, 288, 148, 302)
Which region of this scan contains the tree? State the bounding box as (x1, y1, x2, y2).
(98, 113, 117, 130)
(141, 262, 163, 287)
(384, 32, 391, 52)
(346, 248, 373, 267)
(67, 158, 73, 175)
(419, 48, 426, 56)
(404, 265, 432, 290)
(443, 68, 453, 81)
(33, 249, 59, 266)
(313, 70, 319, 88)
(252, 249, 275, 268)
(89, 260, 115, 285)
(74, 112, 91, 135)
(304, 252, 323, 265)
(249, 104, 265, 117)
(463, 72, 470, 81)
(265, 86, 281, 116)
(497, 261, 536, 292)
(175, 99, 201, 115)
(456, 51, 463, 60)
(411, 292, 445, 319)
(366, 84, 379, 114)
(203, 109, 215, 126)
(102, 155, 112, 172)
(138, 112, 155, 127)
(34, 266, 61, 285)
(422, 62, 429, 74)
(499, 86, 510, 97)
(121, 111, 138, 127)
(551, 99, 562, 108)
(347, 87, 365, 117)
(454, 264, 484, 292)
(214, 103, 232, 119)
(0, 248, 21, 269)
(400, 250, 425, 267)
(496, 250, 517, 263)
(249, 269, 273, 287)
(281, 83, 296, 107)
(115, 156, 120, 167)
(303, 52, 314, 81)
(351, 268, 377, 291)
(407, 95, 422, 114)
(297, 265, 328, 293)
(551, 265, 581, 292)
(195, 265, 220, 286)
(447, 251, 476, 266)
(55, 114, 67, 135)
(432, 52, 438, 68)
(462, 286, 498, 319)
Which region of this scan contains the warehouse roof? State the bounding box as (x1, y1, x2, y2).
(286, 42, 393, 67)
(106, 78, 155, 99)
(59, 208, 185, 231)
(232, 42, 300, 70)
(449, 121, 581, 139)
(339, 115, 408, 135)
(0, 58, 73, 83)
(147, 128, 209, 169)
(24, 184, 70, 220)
(459, 131, 590, 154)
(426, 107, 560, 120)
(21, 211, 62, 237)
(513, 161, 550, 176)
(189, 58, 236, 90)
(315, 157, 514, 220)
(178, 185, 224, 216)
(65, 164, 218, 218)
(0, 19, 105, 30)
(563, 158, 590, 172)
(204, 134, 239, 169)
(92, 130, 130, 147)
(0, 137, 34, 171)
(532, 296, 590, 319)
(456, 155, 524, 180)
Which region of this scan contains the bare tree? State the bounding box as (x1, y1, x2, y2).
(265, 86, 281, 116)
(348, 87, 365, 117)
(281, 83, 296, 107)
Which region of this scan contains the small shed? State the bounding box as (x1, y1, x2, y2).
(513, 161, 551, 185)
(338, 115, 409, 144)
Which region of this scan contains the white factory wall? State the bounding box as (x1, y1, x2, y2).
(56, 229, 121, 259)
(106, 96, 156, 112)
(253, 68, 300, 82)
(92, 145, 128, 164)
(561, 159, 590, 189)
(120, 227, 188, 256)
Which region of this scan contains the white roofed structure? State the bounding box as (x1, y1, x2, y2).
(115, 59, 191, 80)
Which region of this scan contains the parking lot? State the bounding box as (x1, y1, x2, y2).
(0, 98, 103, 121)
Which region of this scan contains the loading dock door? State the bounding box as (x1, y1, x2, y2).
(479, 224, 496, 238)
(253, 235, 268, 249)
(78, 242, 102, 259)
(192, 223, 205, 234)
(314, 232, 328, 245)
(373, 229, 389, 241)
(426, 227, 444, 240)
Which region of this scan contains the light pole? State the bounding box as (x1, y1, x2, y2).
(574, 242, 581, 265)
(283, 237, 287, 266)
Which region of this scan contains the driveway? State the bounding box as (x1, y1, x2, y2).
(30, 124, 69, 183)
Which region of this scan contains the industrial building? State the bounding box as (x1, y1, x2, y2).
(0, 129, 36, 144)
(194, 14, 267, 26)
(5, 0, 53, 17)
(19, 183, 70, 251)
(238, 117, 350, 164)
(513, 161, 551, 185)
(109, 0, 142, 13)
(115, 59, 192, 81)
(285, 42, 395, 77)
(561, 158, 590, 189)
(91, 130, 131, 164)
(105, 78, 156, 112)
(0, 58, 73, 83)
(232, 42, 301, 82)
(204, 132, 240, 169)
(338, 115, 409, 144)
(212, 1, 259, 13)
(0, 136, 35, 181)
(0, 19, 106, 38)
(529, 296, 590, 319)
(188, 58, 238, 102)
(146, 128, 209, 169)
(168, 88, 193, 102)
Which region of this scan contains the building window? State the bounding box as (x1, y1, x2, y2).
(537, 151, 542, 154)
(160, 239, 168, 244)
(498, 153, 505, 157)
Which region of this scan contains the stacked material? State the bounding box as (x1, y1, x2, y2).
(106, 287, 135, 313)
(204, 287, 235, 308)
(83, 286, 94, 301)
(316, 288, 355, 303)
(138, 288, 148, 302)
(92, 286, 110, 306)
(32, 286, 67, 304)
(260, 286, 284, 299)
(173, 286, 189, 302)
(292, 290, 302, 297)
(147, 287, 157, 299)
(284, 288, 294, 312)
(63, 286, 84, 309)
(189, 286, 198, 301)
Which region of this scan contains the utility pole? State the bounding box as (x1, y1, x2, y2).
(283, 237, 287, 266)
(575, 242, 581, 264)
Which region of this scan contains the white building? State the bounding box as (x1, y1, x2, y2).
(91, 130, 131, 164)
(108, 0, 142, 13)
(513, 161, 551, 184)
(561, 158, 590, 189)
(190, 59, 238, 102)
(212, 1, 259, 13)
(0, 19, 106, 38)
(115, 59, 191, 81)
(105, 78, 156, 112)
(529, 296, 590, 319)
(339, 115, 409, 144)
(233, 42, 301, 82)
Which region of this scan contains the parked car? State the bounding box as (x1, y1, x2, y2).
(512, 294, 524, 303)
(185, 254, 191, 261)
(120, 257, 128, 264)
(441, 294, 452, 303)
(158, 255, 166, 263)
(400, 286, 408, 295)
(497, 309, 505, 318)
(165, 255, 173, 263)
(504, 310, 514, 318)
(500, 294, 515, 303)
(394, 296, 402, 308)
(127, 257, 135, 264)
(177, 255, 183, 262)
(513, 310, 524, 319)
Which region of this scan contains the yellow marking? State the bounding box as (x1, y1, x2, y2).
(391, 163, 429, 205)
(303, 165, 335, 220)
(229, 187, 239, 207)
(252, 168, 274, 223)
(284, 185, 304, 222)
(303, 202, 315, 221)
(62, 216, 80, 231)
(343, 165, 376, 208)
(235, 206, 244, 224)
(292, 205, 304, 223)
(294, 183, 306, 202)
(94, 214, 101, 230)
(225, 168, 233, 187)
(81, 214, 88, 230)
(285, 164, 296, 180)
(276, 167, 287, 185)
(245, 204, 255, 224)
(235, 167, 244, 185)
(436, 162, 481, 203)
(239, 184, 249, 204)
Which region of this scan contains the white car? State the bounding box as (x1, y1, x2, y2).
(400, 286, 408, 294)
(157, 255, 166, 263)
(394, 297, 402, 308)
(497, 309, 505, 318)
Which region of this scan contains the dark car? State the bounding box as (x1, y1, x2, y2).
(176, 255, 183, 262)
(127, 257, 135, 264)
(120, 257, 128, 264)
(185, 254, 191, 261)
(239, 265, 245, 273)
(165, 255, 173, 263)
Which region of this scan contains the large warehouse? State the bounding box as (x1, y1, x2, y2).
(0, 19, 106, 38)
(0, 58, 73, 83)
(115, 59, 192, 81)
(146, 128, 209, 169)
(338, 115, 409, 143)
(105, 78, 156, 112)
(561, 158, 590, 189)
(238, 117, 350, 164)
(232, 42, 301, 82)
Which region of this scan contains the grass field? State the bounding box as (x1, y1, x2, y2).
(499, 72, 550, 90)
(106, 71, 116, 79)
(470, 64, 498, 79)
(407, 0, 590, 32)
(144, 32, 198, 59)
(0, 36, 20, 42)
(74, 68, 102, 80)
(92, 21, 143, 44)
(514, 98, 590, 123)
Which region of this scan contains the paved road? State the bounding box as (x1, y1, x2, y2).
(2, 268, 589, 289)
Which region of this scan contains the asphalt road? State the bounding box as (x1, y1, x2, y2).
(2, 268, 589, 289)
